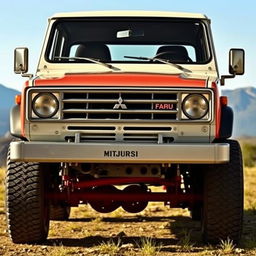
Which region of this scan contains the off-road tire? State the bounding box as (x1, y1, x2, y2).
(190, 205, 202, 221)
(186, 165, 203, 221)
(6, 149, 50, 243)
(50, 205, 71, 220)
(202, 140, 243, 244)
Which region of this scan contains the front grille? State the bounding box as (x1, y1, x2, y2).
(62, 90, 178, 121)
(66, 125, 172, 143)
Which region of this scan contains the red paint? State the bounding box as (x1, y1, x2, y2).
(21, 73, 210, 138)
(74, 177, 176, 189)
(34, 73, 206, 87)
(220, 96, 228, 106)
(47, 191, 203, 206)
(212, 82, 221, 139)
(21, 82, 29, 137)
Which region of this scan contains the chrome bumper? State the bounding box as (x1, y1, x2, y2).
(10, 141, 229, 164)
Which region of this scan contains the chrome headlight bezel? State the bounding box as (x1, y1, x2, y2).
(32, 92, 59, 118)
(182, 93, 209, 120)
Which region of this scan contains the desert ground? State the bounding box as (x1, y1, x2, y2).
(0, 167, 256, 256)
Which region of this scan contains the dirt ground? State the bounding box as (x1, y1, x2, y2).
(0, 167, 256, 256)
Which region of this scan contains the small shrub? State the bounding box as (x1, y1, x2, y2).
(98, 239, 121, 256)
(49, 245, 76, 256)
(219, 237, 235, 254)
(177, 229, 195, 252)
(140, 237, 161, 256)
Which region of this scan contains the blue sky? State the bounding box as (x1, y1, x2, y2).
(0, 0, 254, 91)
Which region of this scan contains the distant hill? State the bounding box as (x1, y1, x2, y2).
(222, 87, 256, 137)
(0, 84, 19, 136)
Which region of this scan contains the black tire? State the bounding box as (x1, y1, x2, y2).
(50, 205, 71, 220)
(185, 165, 203, 221)
(190, 205, 202, 221)
(6, 149, 50, 243)
(202, 140, 243, 244)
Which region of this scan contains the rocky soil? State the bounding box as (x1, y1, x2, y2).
(0, 167, 256, 256)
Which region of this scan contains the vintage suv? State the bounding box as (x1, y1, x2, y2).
(6, 11, 244, 244)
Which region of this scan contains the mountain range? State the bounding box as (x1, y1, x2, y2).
(222, 87, 256, 137)
(0, 84, 19, 136)
(0, 84, 255, 137)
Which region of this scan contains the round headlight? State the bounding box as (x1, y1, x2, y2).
(32, 93, 59, 118)
(182, 94, 209, 119)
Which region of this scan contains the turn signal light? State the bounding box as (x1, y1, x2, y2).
(220, 96, 228, 106)
(15, 94, 21, 105)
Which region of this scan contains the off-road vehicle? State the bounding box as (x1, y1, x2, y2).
(6, 11, 244, 244)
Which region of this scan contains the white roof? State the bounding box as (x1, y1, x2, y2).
(50, 10, 208, 20)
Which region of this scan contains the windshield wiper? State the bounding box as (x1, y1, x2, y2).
(124, 55, 191, 73)
(54, 56, 120, 71)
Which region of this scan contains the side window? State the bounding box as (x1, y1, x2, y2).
(49, 29, 59, 60)
(48, 27, 67, 60)
(184, 46, 196, 62)
(69, 45, 79, 57)
(59, 36, 65, 57)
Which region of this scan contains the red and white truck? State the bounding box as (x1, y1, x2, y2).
(6, 11, 244, 244)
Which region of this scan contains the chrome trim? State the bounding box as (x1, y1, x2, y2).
(10, 141, 229, 164)
(26, 87, 214, 123)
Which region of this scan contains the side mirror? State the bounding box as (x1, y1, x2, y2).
(220, 48, 245, 85)
(229, 48, 245, 75)
(14, 47, 29, 74)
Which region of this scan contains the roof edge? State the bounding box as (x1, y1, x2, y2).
(50, 10, 208, 20)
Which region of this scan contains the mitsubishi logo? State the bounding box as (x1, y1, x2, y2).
(113, 97, 127, 110)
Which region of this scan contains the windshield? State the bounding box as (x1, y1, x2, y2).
(46, 18, 211, 64)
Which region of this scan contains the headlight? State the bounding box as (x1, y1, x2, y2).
(182, 94, 209, 119)
(32, 93, 59, 118)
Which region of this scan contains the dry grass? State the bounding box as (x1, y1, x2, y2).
(97, 238, 121, 256)
(140, 237, 162, 256)
(0, 167, 256, 255)
(177, 229, 195, 252)
(219, 237, 235, 254)
(0, 168, 5, 211)
(244, 167, 256, 211)
(49, 244, 77, 256)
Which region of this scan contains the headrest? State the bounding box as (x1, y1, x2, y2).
(156, 46, 191, 63)
(75, 43, 111, 62)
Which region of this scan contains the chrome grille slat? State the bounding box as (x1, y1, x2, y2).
(62, 109, 177, 114)
(62, 90, 178, 121)
(62, 99, 178, 104)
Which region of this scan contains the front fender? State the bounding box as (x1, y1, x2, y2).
(219, 105, 233, 139)
(10, 105, 23, 138)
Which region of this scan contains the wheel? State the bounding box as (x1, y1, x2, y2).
(181, 165, 203, 221)
(187, 165, 203, 221)
(190, 205, 202, 221)
(6, 148, 50, 243)
(50, 205, 71, 220)
(202, 140, 243, 244)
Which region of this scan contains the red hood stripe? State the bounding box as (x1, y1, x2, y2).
(34, 73, 206, 87)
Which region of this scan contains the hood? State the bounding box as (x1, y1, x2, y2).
(33, 73, 207, 88)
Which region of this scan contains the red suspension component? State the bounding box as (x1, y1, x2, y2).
(74, 177, 176, 189)
(47, 175, 202, 211)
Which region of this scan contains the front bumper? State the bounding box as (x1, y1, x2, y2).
(10, 141, 229, 164)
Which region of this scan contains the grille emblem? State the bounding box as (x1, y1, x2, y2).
(113, 97, 127, 110)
